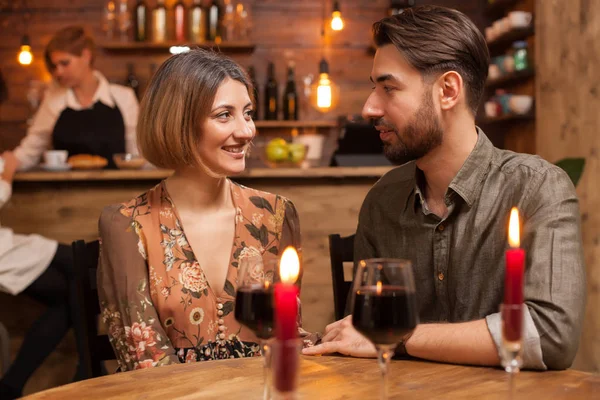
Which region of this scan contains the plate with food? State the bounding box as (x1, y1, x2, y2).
(68, 154, 108, 170)
(113, 153, 146, 170)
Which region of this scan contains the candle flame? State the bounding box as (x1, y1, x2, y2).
(376, 281, 382, 295)
(279, 246, 300, 284)
(264, 281, 271, 290)
(508, 207, 520, 248)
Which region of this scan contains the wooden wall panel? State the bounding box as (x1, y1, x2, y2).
(535, 0, 600, 373)
(0, 0, 482, 149)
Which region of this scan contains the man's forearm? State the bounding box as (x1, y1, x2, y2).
(405, 319, 500, 366)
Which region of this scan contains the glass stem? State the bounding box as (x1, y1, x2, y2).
(261, 340, 272, 400)
(377, 345, 394, 400)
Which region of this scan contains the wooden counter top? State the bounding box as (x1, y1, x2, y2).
(14, 166, 395, 182)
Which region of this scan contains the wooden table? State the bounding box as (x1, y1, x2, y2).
(24, 356, 599, 399)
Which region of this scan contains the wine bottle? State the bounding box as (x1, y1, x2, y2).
(247, 66, 259, 120)
(264, 62, 278, 120)
(125, 63, 140, 99)
(152, 0, 167, 43)
(282, 63, 298, 120)
(133, 0, 148, 41)
(189, 0, 207, 43)
(207, 0, 220, 41)
(174, 0, 186, 42)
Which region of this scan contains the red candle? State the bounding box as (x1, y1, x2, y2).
(274, 247, 300, 340)
(504, 207, 525, 341)
(274, 247, 300, 393)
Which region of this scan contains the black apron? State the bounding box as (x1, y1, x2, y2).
(52, 99, 126, 169)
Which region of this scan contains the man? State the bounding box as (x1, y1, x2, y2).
(303, 5, 585, 370)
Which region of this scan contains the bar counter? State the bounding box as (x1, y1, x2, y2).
(3, 166, 394, 332)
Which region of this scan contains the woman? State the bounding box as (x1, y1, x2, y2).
(98, 49, 303, 371)
(14, 26, 138, 170)
(0, 151, 84, 400)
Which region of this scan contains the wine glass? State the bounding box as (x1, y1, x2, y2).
(500, 303, 525, 398)
(350, 258, 419, 400)
(235, 255, 276, 400)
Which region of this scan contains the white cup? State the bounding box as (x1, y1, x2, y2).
(508, 11, 532, 28)
(509, 95, 533, 115)
(43, 150, 68, 166)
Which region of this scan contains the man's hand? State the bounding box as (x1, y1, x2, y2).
(1, 151, 19, 183)
(302, 315, 377, 358)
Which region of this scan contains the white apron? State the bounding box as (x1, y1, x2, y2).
(0, 180, 57, 295)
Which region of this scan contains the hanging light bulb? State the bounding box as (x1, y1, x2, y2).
(331, 1, 344, 31)
(310, 58, 339, 112)
(18, 35, 33, 66)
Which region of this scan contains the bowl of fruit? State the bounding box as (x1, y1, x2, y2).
(259, 138, 308, 168)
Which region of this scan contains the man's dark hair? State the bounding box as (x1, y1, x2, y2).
(373, 5, 490, 115)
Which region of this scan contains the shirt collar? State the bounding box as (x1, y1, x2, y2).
(65, 70, 114, 110)
(410, 127, 494, 211)
(447, 128, 494, 207)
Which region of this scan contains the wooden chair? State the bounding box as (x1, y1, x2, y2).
(0, 321, 9, 375)
(72, 240, 115, 379)
(328, 234, 355, 321)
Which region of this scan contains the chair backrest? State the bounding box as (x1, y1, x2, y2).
(72, 240, 114, 379)
(0, 321, 9, 375)
(328, 234, 355, 321)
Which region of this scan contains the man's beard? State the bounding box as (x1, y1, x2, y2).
(377, 92, 444, 165)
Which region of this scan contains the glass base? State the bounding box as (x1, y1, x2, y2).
(272, 389, 298, 400)
(501, 339, 522, 373)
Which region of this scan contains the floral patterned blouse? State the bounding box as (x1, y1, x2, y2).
(97, 180, 302, 371)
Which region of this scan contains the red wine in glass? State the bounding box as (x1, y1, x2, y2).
(352, 285, 418, 346)
(235, 286, 275, 340)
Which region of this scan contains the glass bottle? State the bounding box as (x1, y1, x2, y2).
(152, 0, 167, 43)
(207, 0, 221, 42)
(264, 62, 279, 120)
(103, 1, 116, 40)
(282, 63, 298, 121)
(116, 0, 131, 42)
(174, 0, 187, 42)
(189, 0, 207, 43)
(133, 0, 148, 42)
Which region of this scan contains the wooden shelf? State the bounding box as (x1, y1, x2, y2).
(478, 112, 535, 125)
(486, 69, 535, 90)
(254, 120, 337, 128)
(487, 26, 534, 55)
(485, 0, 519, 18)
(99, 40, 255, 53)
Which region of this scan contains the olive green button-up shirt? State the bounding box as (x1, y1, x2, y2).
(354, 130, 585, 370)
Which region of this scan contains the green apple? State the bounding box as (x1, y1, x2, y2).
(266, 138, 289, 162)
(288, 143, 307, 163)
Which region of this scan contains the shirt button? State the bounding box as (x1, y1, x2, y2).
(438, 272, 444, 281)
(437, 224, 445, 232)
(217, 303, 224, 310)
(217, 310, 224, 316)
(218, 319, 224, 325)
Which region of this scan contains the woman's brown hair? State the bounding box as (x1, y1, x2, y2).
(373, 5, 490, 115)
(138, 49, 254, 170)
(44, 26, 96, 72)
